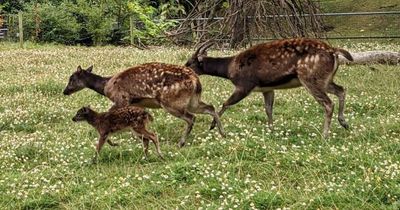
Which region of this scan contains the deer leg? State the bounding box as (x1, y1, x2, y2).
(148, 134, 164, 160)
(191, 101, 226, 137)
(142, 137, 150, 159)
(107, 140, 119, 147)
(162, 105, 195, 148)
(262, 91, 275, 131)
(131, 130, 148, 159)
(93, 134, 108, 162)
(134, 127, 164, 159)
(210, 86, 252, 130)
(327, 82, 349, 130)
(300, 80, 334, 138)
(178, 112, 195, 148)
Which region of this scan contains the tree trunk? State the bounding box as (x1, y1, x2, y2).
(339, 51, 400, 65)
(229, 0, 246, 48)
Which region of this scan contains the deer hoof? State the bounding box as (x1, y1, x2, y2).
(209, 120, 217, 130)
(339, 119, 349, 130)
(178, 141, 186, 148)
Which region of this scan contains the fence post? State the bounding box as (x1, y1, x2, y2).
(130, 16, 134, 45)
(18, 11, 23, 48)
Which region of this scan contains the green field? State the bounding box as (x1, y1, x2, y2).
(320, 0, 400, 37)
(0, 41, 400, 209)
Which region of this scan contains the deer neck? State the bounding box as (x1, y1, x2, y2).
(202, 56, 233, 79)
(84, 72, 111, 96)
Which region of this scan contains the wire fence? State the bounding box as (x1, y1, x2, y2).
(169, 11, 400, 41)
(0, 10, 399, 46)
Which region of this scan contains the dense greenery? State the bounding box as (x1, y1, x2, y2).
(0, 41, 399, 209)
(1, 0, 185, 45)
(2, 0, 399, 46)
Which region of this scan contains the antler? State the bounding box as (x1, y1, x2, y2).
(194, 41, 214, 57)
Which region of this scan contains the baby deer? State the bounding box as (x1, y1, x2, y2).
(72, 106, 163, 160)
(64, 63, 225, 147)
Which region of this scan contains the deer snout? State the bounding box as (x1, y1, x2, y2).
(63, 88, 70, 95)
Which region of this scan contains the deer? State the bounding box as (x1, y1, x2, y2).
(72, 106, 163, 160)
(63, 62, 225, 147)
(185, 38, 354, 138)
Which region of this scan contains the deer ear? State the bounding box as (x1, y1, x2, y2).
(198, 55, 204, 62)
(82, 106, 90, 113)
(77, 65, 83, 71)
(87, 65, 93, 72)
(198, 50, 208, 62)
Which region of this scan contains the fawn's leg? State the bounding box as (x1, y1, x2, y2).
(161, 105, 195, 148)
(134, 127, 163, 159)
(191, 101, 225, 137)
(93, 133, 108, 162)
(262, 91, 275, 131)
(327, 82, 349, 129)
(300, 79, 334, 138)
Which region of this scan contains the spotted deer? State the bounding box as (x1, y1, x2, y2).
(185, 38, 354, 138)
(63, 63, 225, 147)
(72, 106, 163, 160)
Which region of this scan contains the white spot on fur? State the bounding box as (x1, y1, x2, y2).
(315, 54, 320, 63)
(310, 55, 315, 63)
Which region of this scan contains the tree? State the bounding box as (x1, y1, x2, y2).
(169, 0, 325, 48)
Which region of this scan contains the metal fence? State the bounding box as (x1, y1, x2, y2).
(0, 10, 399, 46)
(170, 11, 400, 41)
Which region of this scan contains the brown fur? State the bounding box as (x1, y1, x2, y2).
(72, 106, 163, 159)
(64, 63, 225, 147)
(185, 38, 354, 138)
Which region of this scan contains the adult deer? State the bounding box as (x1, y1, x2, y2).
(185, 38, 353, 138)
(64, 63, 225, 147)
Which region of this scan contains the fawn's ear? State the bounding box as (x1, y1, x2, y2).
(83, 106, 91, 112)
(86, 65, 93, 72)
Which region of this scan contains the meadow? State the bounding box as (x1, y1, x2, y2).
(0, 41, 399, 209)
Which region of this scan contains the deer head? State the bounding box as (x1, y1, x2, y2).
(72, 106, 94, 122)
(185, 42, 214, 75)
(63, 65, 93, 95)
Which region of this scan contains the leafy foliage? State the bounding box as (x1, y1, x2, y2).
(1, 0, 182, 45)
(23, 2, 80, 45)
(127, 0, 183, 45)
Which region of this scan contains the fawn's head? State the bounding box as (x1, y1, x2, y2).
(72, 106, 93, 122)
(185, 42, 214, 75)
(63, 65, 93, 95)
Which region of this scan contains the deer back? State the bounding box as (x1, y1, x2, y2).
(104, 62, 200, 107)
(231, 39, 338, 84)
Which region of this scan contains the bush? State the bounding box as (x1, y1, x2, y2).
(5, 0, 183, 45)
(23, 2, 80, 44)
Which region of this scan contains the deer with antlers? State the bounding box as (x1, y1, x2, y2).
(185, 38, 353, 138)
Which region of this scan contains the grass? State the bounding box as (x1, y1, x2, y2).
(320, 0, 400, 38)
(0, 42, 400, 209)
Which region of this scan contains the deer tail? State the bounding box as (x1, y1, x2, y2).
(335, 48, 354, 61)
